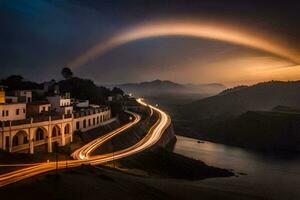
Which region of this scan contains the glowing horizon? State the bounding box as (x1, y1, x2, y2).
(68, 19, 300, 69)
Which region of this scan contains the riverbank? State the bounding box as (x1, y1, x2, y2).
(114, 147, 234, 180)
(90, 109, 233, 180)
(174, 135, 300, 200)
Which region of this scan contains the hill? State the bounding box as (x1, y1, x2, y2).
(173, 80, 300, 151)
(202, 110, 300, 151)
(182, 80, 300, 120)
(116, 79, 225, 96)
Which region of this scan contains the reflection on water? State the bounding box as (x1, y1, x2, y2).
(174, 135, 300, 200)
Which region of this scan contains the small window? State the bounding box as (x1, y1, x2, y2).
(6, 110, 9, 116)
(16, 109, 20, 115)
(2, 110, 4, 117)
(76, 121, 80, 130)
(23, 108, 26, 113)
(93, 118, 95, 125)
(88, 119, 91, 126)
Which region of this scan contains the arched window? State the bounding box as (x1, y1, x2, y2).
(52, 127, 57, 137)
(23, 136, 28, 144)
(52, 126, 60, 137)
(12, 136, 19, 146)
(64, 124, 70, 134)
(35, 128, 45, 141)
(83, 119, 86, 128)
(13, 131, 28, 146)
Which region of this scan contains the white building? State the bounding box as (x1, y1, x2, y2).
(73, 107, 111, 132)
(14, 90, 32, 103)
(75, 100, 89, 108)
(47, 94, 73, 115)
(0, 90, 113, 154)
(0, 103, 27, 121)
(0, 115, 73, 154)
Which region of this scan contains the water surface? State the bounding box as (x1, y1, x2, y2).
(174, 135, 300, 200)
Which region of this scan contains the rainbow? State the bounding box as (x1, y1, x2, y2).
(69, 20, 300, 69)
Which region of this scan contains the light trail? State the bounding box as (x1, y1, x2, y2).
(0, 99, 171, 187)
(0, 110, 140, 168)
(71, 110, 141, 160)
(74, 98, 170, 164)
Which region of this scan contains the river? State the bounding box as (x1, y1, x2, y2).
(173, 135, 300, 200)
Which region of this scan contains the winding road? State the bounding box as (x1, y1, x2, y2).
(0, 99, 171, 187)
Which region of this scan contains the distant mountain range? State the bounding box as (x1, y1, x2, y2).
(114, 80, 226, 96)
(174, 80, 300, 151)
(182, 80, 300, 120)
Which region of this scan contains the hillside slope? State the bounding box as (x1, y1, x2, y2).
(203, 111, 300, 151)
(183, 80, 300, 120)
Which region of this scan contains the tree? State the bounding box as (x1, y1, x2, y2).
(5, 75, 24, 82)
(0, 75, 41, 90)
(61, 67, 73, 79)
(111, 87, 124, 96)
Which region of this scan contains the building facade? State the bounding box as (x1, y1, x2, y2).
(0, 103, 27, 121)
(0, 115, 73, 154)
(14, 90, 32, 103)
(73, 107, 112, 132)
(26, 101, 51, 116)
(47, 94, 73, 115)
(0, 91, 112, 154)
